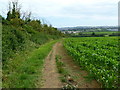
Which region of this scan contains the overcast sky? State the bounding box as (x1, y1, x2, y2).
(0, 0, 119, 27)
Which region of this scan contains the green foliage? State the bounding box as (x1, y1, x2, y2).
(27, 20, 42, 32)
(4, 0, 63, 36)
(2, 26, 26, 62)
(82, 31, 118, 35)
(2, 0, 64, 88)
(74, 31, 119, 37)
(6, 1, 20, 20)
(55, 55, 69, 75)
(92, 32, 95, 36)
(0, 15, 2, 23)
(2, 24, 60, 63)
(64, 37, 119, 88)
(3, 40, 57, 88)
(10, 18, 24, 26)
(6, 11, 12, 21)
(2, 19, 62, 88)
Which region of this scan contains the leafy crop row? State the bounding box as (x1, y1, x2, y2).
(64, 37, 119, 88)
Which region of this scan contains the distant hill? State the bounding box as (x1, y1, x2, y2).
(58, 26, 118, 32)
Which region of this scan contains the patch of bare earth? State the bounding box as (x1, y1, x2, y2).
(41, 43, 62, 88)
(55, 42, 101, 88)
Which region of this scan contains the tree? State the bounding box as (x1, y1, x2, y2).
(28, 20, 42, 32)
(6, 2, 12, 21)
(92, 32, 95, 36)
(6, 0, 21, 20)
(22, 11, 31, 22)
(6, 11, 12, 21)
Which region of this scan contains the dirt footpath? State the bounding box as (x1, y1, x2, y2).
(41, 42, 100, 88)
(42, 43, 62, 88)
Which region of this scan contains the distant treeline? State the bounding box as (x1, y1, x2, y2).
(71, 32, 120, 37)
(58, 26, 118, 32)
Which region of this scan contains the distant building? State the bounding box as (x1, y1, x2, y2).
(62, 31, 81, 34)
(107, 29, 118, 31)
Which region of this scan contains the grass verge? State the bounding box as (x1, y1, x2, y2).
(3, 40, 57, 88)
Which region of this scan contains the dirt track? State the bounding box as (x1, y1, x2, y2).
(42, 43, 62, 88)
(41, 42, 100, 88)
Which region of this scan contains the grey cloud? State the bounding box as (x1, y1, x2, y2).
(61, 2, 117, 17)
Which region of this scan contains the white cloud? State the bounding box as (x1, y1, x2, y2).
(0, 0, 118, 16)
(0, 0, 118, 26)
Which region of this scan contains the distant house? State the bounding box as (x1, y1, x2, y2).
(62, 31, 81, 34)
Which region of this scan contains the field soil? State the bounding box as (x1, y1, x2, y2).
(41, 43, 62, 88)
(41, 42, 100, 88)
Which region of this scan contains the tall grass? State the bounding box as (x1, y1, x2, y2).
(3, 40, 57, 88)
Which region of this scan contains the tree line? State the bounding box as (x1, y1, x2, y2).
(1, 0, 64, 63)
(0, 0, 64, 36)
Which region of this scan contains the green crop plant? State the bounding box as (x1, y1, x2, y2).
(64, 37, 119, 88)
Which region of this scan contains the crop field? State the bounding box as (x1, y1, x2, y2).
(1, 0, 119, 88)
(64, 37, 119, 88)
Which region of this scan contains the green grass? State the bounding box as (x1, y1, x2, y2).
(55, 55, 69, 78)
(55, 55, 69, 75)
(3, 40, 57, 88)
